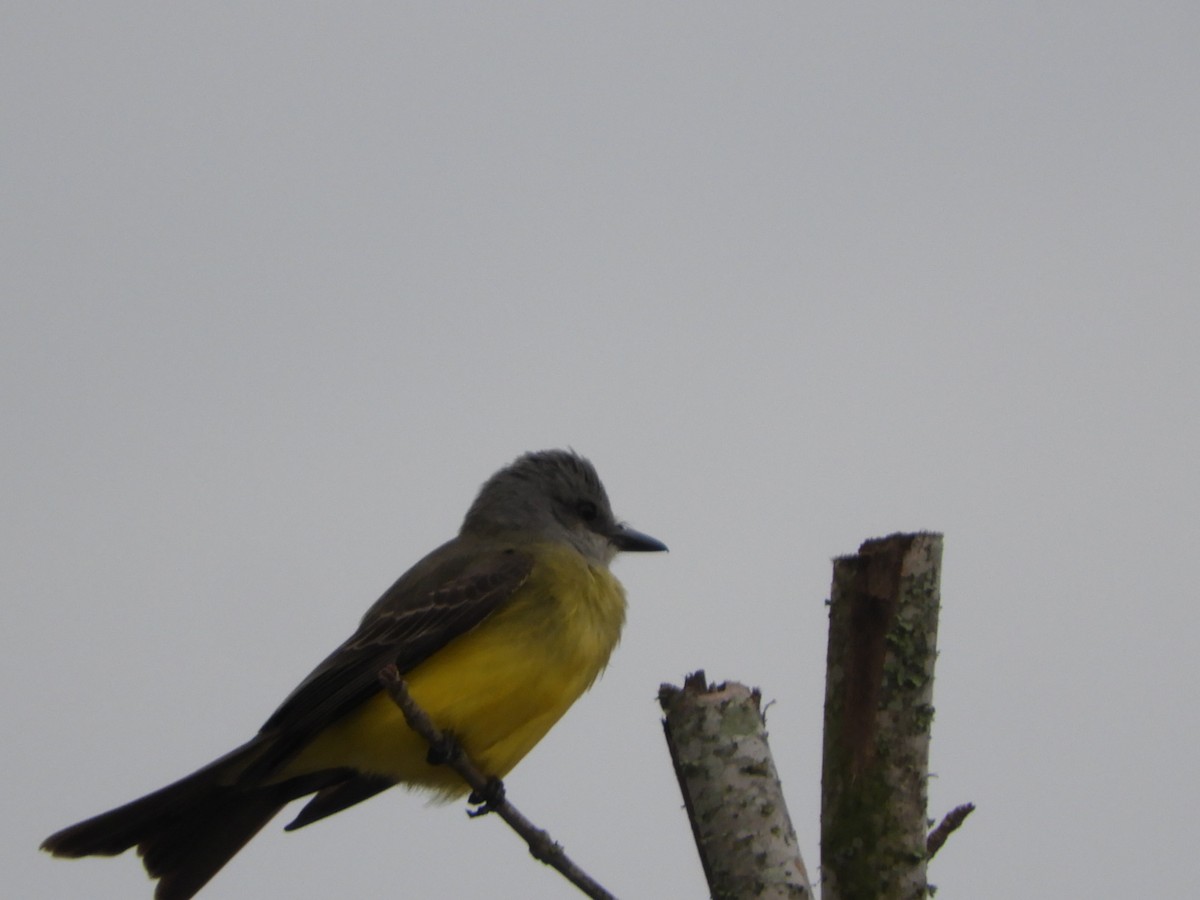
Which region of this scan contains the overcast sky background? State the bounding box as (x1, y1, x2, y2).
(5, 4, 1198, 898)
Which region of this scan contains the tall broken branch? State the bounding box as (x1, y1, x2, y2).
(820, 532, 943, 900)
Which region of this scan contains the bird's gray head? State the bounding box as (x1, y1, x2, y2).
(461, 449, 667, 565)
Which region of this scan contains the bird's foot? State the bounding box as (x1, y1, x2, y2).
(467, 777, 506, 817)
(426, 731, 463, 767)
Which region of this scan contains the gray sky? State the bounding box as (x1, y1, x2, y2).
(5, 4, 1197, 898)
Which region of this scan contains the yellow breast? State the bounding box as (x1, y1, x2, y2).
(289, 542, 627, 797)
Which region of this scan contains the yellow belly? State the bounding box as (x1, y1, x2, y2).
(286, 544, 627, 798)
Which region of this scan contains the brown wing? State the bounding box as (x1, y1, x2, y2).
(244, 542, 533, 780)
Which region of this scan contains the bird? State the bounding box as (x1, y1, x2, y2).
(41, 449, 666, 899)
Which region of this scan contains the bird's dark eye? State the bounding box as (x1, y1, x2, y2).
(576, 500, 599, 522)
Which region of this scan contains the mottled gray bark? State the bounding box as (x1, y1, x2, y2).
(660, 672, 813, 900)
(820, 532, 943, 900)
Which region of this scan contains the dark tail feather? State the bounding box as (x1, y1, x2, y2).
(140, 787, 288, 900)
(42, 737, 352, 900)
(40, 739, 267, 859)
(139, 771, 352, 900)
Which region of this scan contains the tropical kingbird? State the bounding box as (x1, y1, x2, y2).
(42, 449, 666, 899)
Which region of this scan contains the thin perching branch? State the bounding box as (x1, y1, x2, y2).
(377, 664, 616, 900)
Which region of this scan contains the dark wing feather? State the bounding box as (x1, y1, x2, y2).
(282, 774, 395, 831)
(243, 543, 532, 779)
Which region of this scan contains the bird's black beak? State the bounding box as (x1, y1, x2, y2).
(610, 524, 668, 553)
